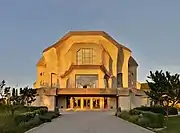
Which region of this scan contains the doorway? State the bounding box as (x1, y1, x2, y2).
(83, 99, 90, 108)
(93, 98, 100, 109)
(75, 98, 81, 108)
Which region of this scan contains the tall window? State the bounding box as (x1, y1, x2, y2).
(76, 48, 95, 65)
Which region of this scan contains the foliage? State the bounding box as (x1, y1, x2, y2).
(144, 70, 180, 117)
(14, 107, 48, 124)
(14, 112, 36, 124)
(0, 80, 6, 101)
(142, 111, 164, 128)
(133, 106, 178, 115)
(0, 106, 60, 133)
(117, 110, 164, 128)
(19, 87, 37, 106)
(137, 117, 150, 127)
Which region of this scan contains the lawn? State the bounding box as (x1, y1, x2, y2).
(157, 116, 180, 133)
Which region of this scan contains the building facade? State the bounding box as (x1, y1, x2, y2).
(33, 31, 149, 111)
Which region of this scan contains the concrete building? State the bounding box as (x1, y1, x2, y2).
(33, 31, 149, 111)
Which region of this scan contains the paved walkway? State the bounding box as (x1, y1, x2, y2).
(28, 111, 154, 133)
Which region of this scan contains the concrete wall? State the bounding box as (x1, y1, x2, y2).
(34, 34, 136, 89)
(108, 97, 116, 109)
(118, 95, 150, 111)
(31, 96, 40, 107)
(119, 96, 130, 110)
(42, 96, 55, 111)
(58, 96, 66, 109)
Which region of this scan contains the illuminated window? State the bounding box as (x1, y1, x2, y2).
(76, 48, 95, 65)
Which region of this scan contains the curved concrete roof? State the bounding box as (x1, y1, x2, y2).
(43, 31, 131, 53)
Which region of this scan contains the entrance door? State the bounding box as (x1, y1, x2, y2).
(74, 98, 81, 108)
(104, 97, 108, 109)
(83, 99, 90, 108)
(93, 98, 100, 109)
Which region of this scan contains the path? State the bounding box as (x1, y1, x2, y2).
(28, 111, 153, 133)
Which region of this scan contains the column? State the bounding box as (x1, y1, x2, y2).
(122, 49, 131, 88)
(81, 98, 84, 109)
(70, 97, 73, 108)
(107, 97, 110, 109)
(100, 98, 104, 109)
(90, 98, 93, 109)
(109, 78, 112, 88)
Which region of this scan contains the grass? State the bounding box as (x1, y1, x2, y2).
(156, 116, 180, 133)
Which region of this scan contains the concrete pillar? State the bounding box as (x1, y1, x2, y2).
(107, 97, 110, 109)
(109, 78, 112, 88)
(90, 98, 93, 109)
(122, 49, 131, 88)
(100, 97, 104, 109)
(43, 96, 55, 111)
(70, 97, 73, 108)
(81, 98, 84, 109)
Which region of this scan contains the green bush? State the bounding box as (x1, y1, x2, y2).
(26, 106, 48, 112)
(14, 111, 36, 124)
(46, 111, 60, 119)
(137, 117, 150, 127)
(128, 115, 139, 123)
(39, 115, 52, 122)
(14, 107, 48, 124)
(117, 109, 164, 128)
(34, 108, 48, 115)
(129, 109, 143, 115)
(142, 111, 164, 128)
(19, 116, 43, 133)
(134, 106, 178, 115)
(118, 111, 131, 120)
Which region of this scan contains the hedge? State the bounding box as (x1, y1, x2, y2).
(134, 106, 178, 115)
(14, 107, 48, 124)
(118, 110, 164, 128)
(0, 110, 60, 133)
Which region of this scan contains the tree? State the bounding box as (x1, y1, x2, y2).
(20, 87, 37, 106)
(4, 87, 11, 105)
(144, 70, 180, 117)
(0, 80, 6, 103)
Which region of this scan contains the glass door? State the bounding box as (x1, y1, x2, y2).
(83, 99, 90, 108)
(74, 98, 81, 108)
(93, 98, 100, 109)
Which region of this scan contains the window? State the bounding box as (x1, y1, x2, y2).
(76, 48, 95, 65)
(75, 75, 98, 88)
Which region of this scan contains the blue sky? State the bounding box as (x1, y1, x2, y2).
(0, 0, 180, 87)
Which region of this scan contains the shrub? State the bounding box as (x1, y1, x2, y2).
(26, 106, 48, 112)
(118, 111, 131, 120)
(19, 116, 43, 133)
(137, 117, 150, 127)
(14, 112, 36, 124)
(39, 115, 52, 122)
(168, 107, 178, 115)
(134, 106, 178, 115)
(33, 108, 48, 115)
(129, 109, 143, 115)
(118, 109, 164, 128)
(128, 115, 139, 123)
(47, 111, 60, 119)
(141, 111, 164, 128)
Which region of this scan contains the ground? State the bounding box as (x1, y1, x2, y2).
(28, 111, 153, 133)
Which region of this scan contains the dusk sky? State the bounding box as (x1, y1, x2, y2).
(0, 0, 180, 87)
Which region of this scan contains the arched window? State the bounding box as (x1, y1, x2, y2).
(76, 48, 95, 65)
